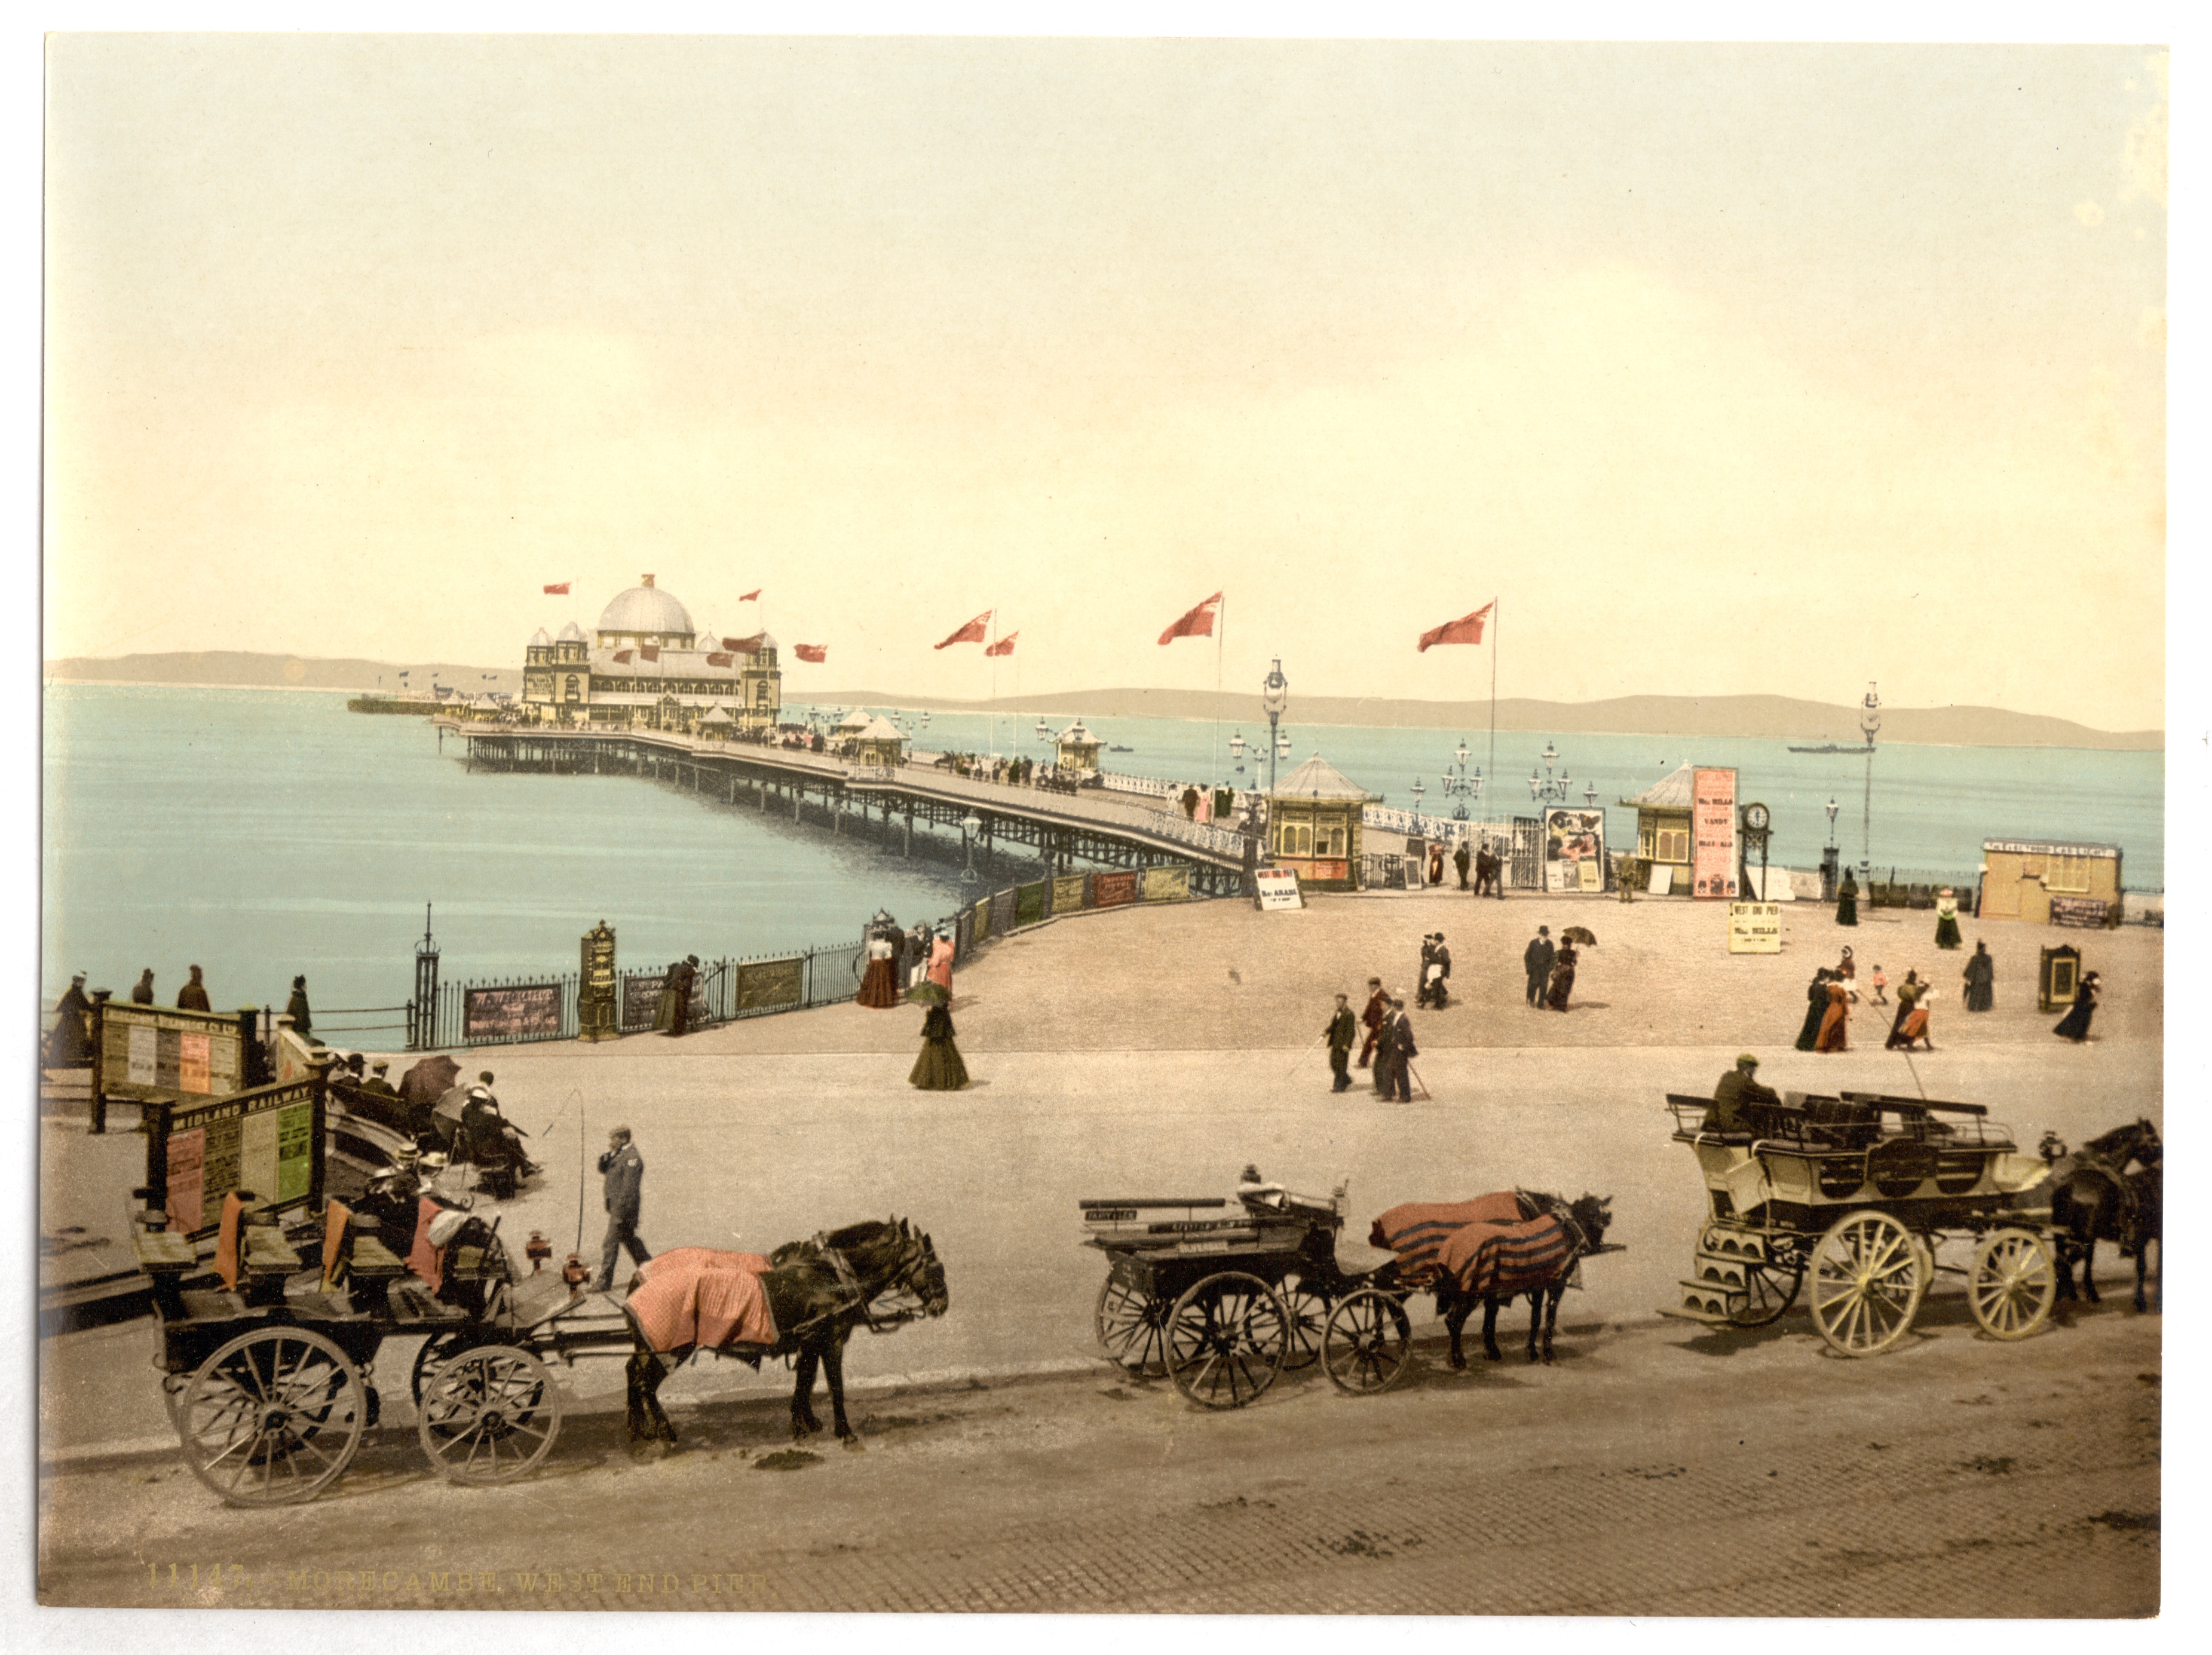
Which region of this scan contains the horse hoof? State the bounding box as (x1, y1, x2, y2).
(1483, 1349, 1502, 1363)
(1448, 1353, 1466, 1371)
(841, 1435, 866, 1453)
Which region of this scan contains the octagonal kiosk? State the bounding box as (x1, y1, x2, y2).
(1269, 754, 1375, 892)
(1055, 719, 1102, 774)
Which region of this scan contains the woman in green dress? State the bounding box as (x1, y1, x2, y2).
(909, 1002, 970, 1090)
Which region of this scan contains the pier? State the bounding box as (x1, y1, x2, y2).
(438, 720, 1254, 896)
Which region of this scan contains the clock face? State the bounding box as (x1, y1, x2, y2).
(1745, 803, 1771, 832)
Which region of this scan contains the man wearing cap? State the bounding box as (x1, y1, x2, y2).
(1523, 926, 1556, 1007)
(176, 965, 212, 1012)
(360, 1059, 400, 1101)
(1705, 1054, 1782, 1135)
(595, 1126, 651, 1291)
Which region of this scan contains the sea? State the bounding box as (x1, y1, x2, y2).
(41, 684, 2163, 1031)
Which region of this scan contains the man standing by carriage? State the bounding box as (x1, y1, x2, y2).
(595, 1125, 652, 1292)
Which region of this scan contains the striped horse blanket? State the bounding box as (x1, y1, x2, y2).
(625, 1248, 779, 1354)
(1370, 1193, 1578, 1297)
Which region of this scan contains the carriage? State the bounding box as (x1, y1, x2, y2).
(1661, 1089, 2061, 1355)
(1083, 1175, 1620, 1405)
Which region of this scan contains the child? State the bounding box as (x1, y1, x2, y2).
(1868, 964, 1889, 1006)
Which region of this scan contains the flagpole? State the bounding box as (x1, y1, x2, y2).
(1488, 599, 1499, 817)
(989, 609, 999, 758)
(1213, 594, 1224, 792)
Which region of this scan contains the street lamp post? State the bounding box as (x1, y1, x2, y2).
(960, 811, 982, 884)
(1410, 778, 1426, 816)
(1439, 738, 1484, 822)
(1261, 659, 1289, 795)
(1858, 681, 1881, 884)
(1527, 741, 1577, 807)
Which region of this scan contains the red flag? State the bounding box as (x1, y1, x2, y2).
(794, 643, 827, 663)
(639, 645, 660, 662)
(612, 649, 633, 663)
(935, 610, 992, 649)
(985, 632, 1018, 658)
(706, 651, 733, 667)
(1158, 591, 1223, 645)
(1417, 602, 1494, 652)
(725, 633, 765, 654)
(739, 589, 762, 602)
(543, 581, 571, 595)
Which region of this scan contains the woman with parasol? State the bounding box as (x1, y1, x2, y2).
(1546, 927, 1595, 1010)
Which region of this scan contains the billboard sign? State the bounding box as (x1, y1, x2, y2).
(1541, 808, 1606, 894)
(1692, 768, 1739, 899)
(462, 984, 563, 1041)
(1727, 902, 1782, 952)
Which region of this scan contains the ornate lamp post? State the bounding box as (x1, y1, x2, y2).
(1228, 730, 1247, 775)
(1439, 738, 1484, 821)
(1825, 797, 1839, 845)
(1410, 778, 1426, 816)
(960, 811, 983, 884)
(1858, 681, 1881, 883)
(1527, 741, 1577, 806)
(1261, 659, 1289, 794)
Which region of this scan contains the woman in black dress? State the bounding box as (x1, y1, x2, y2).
(1962, 942, 1995, 1012)
(1835, 871, 1859, 927)
(909, 1002, 971, 1090)
(1795, 969, 1833, 1051)
(2052, 971, 2100, 1042)
(1545, 941, 1578, 1011)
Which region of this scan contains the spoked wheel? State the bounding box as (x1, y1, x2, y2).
(1277, 1271, 1333, 1371)
(177, 1327, 366, 1506)
(1322, 1289, 1414, 1395)
(416, 1344, 563, 1485)
(1968, 1229, 2057, 1341)
(1163, 1272, 1289, 1409)
(410, 1331, 486, 1406)
(1809, 1210, 1928, 1357)
(1095, 1276, 1172, 1378)
(1728, 1255, 1804, 1328)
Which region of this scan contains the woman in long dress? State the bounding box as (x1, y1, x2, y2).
(2052, 971, 2100, 1042)
(909, 1002, 970, 1090)
(1795, 969, 1833, 1051)
(1894, 988, 1935, 1050)
(1545, 941, 1578, 1011)
(909, 929, 956, 1004)
(1885, 973, 1922, 1048)
(1836, 871, 1859, 927)
(856, 930, 901, 1008)
(1815, 978, 1850, 1052)
(1933, 890, 1962, 950)
(1962, 942, 1995, 1012)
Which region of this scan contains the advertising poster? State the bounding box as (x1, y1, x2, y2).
(1692, 767, 1739, 899)
(463, 983, 563, 1041)
(1254, 868, 1303, 911)
(1542, 808, 1607, 894)
(1727, 902, 1783, 953)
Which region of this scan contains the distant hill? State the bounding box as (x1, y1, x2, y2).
(42, 653, 2160, 750)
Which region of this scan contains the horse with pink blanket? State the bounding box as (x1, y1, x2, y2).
(1370, 1190, 1616, 1365)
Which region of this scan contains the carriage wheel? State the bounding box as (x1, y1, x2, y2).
(1726, 1255, 1805, 1328)
(1809, 1210, 1928, 1357)
(1094, 1276, 1171, 1377)
(1322, 1289, 1414, 1395)
(1276, 1271, 1332, 1371)
(416, 1344, 563, 1485)
(176, 1327, 366, 1506)
(1163, 1272, 1289, 1409)
(1968, 1229, 2057, 1341)
(409, 1330, 493, 1405)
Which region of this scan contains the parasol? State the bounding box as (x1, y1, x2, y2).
(1562, 926, 1598, 946)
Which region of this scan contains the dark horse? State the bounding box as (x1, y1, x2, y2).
(624, 1218, 948, 1448)
(2044, 1121, 2161, 1313)
(1438, 1192, 1614, 1366)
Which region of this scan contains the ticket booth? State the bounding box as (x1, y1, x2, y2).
(852, 716, 909, 767)
(1622, 764, 1697, 894)
(1055, 720, 1102, 773)
(2038, 945, 2082, 1013)
(1979, 839, 2122, 925)
(1268, 755, 1374, 892)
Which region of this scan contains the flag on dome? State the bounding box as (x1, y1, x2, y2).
(740, 589, 762, 602)
(612, 650, 633, 663)
(727, 633, 765, 654)
(985, 633, 1018, 657)
(935, 610, 992, 649)
(543, 581, 571, 595)
(639, 645, 660, 662)
(1417, 602, 1494, 652)
(1158, 591, 1223, 645)
(794, 644, 827, 663)
(706, 651, 733, 667)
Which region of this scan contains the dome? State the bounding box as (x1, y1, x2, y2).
(756, 632, 779, 651)
(596, 578, 695, 638)
(528, 627, 552, 646)
(556, 621, 587, 643)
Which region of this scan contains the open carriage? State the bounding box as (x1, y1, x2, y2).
(1662, 1090, 2060, 1355)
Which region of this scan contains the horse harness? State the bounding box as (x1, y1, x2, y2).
(802, 1231, 930, 1338)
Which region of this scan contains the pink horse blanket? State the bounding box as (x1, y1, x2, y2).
(1370, 1193, 1576, 1297)
(626, 1248, 779, 1354)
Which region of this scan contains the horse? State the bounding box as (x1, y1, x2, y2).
(2046, 1120, 2161, 1313)
(623, 1218, 948, 1448)
(1437, 1192, 1614, 1366)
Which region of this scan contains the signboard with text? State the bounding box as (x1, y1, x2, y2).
(1542, 808, 1607, 894)
(149, 1076, 323, 1239)
(736, 958, 804, 1011)
(99, 1004, 244, 1103)
(1727, 902, 1782, 953)
(1692, 768, 1739, 900)
(1254, 868, 1303, 911)
(463, 983, 563, 1042)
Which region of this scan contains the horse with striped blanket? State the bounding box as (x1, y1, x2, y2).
(1370, 1190, 1614, 1365)
(620, 1218, 947, 1448)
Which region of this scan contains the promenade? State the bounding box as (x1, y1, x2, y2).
(36, 890, 2164, 1610)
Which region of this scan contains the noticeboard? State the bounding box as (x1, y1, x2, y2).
(622, 972, 666, 1031)
(1692, 768, 1739, 899)
(1254, 868, 1303, 911)
(736, 957, 804, 1012)
(99, 1003, 245, 1102)
(463, 983, 563, 1041)
(1727, 902, 1782, 954)
(1093, 871, 1138, 909)
(1542, 808, 1606, 894)
(1016, 882, 1047, 927)
(149, 1076, 324, 1239)
(1051, 874, 1088, 915)
(2048, 895, 2112, 930)
(1141, 866, 1191, 903)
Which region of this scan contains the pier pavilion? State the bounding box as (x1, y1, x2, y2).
(522, 575, 783, 735)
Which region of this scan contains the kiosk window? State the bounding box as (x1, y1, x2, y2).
(2046, 855, 2093, 893)
(1656, 828, 1689, 862)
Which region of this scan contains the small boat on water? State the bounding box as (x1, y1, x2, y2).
(1108, 744, 1135, 752)
(1787, 743, 1869, 754)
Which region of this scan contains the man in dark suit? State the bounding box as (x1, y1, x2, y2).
(1454, 839, 1472, 891)
(1524, 927, 1555, 1007)
(1325, 994, 1357, 1093)
(1358, 978, 1388, 1069)
(595, 1126, 652, 1291)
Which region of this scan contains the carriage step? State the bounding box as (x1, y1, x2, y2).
(1687, 1255, 1753, 1291)
(1698, 1226, 1778, 1264)
(1671, 1283, 1745, 1322)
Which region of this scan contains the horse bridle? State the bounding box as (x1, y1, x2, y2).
(812, 1230, 936, 1334)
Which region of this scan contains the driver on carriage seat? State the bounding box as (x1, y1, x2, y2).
(1704, 1054, 1781, 1136)
(1236, 1164, 1289, 1210)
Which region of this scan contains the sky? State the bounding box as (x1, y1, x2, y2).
(42, 36, 2169, 730)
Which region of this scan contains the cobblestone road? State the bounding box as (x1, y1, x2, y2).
(40, 1301, 2159, 1615)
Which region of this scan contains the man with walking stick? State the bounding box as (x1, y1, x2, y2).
(1324, 993, 1357, 1093)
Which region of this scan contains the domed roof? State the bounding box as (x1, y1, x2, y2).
(597, 578, 694, 637)
(556, 621, 587, 643)
(756, 632, 779, 651)
(529, 627, 552, 646)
